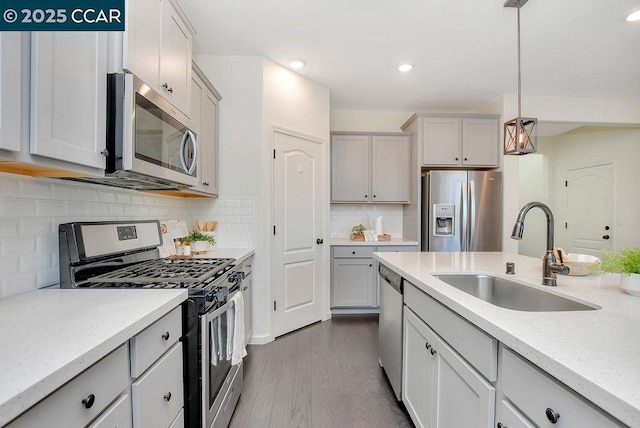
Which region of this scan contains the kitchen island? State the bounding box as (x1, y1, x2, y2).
(373, 251, 640, 427)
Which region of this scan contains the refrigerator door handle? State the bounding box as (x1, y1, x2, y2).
(469, 180, 476, 251)
(460, 180, 468, 251)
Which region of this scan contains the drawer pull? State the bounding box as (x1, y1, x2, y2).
(162, 332, 170, 341)
(81, 394, 95, 409)
(352, 251, 355, 255)
(497, 423, 505, 428)
(164, 392, 172, 402)
(545, 408, 560, 424)
(430, 348, 437, 356)
(425, 342, 431, 350)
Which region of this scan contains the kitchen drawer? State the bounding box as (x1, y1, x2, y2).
(132, 342, 184, 428)
(404, 283, 497, 381)
(501, 347, 620, 428)
(7, 344, 129, 428)
(168, 409, 184, 428)
(130, 306, 181, 377)
(377, 245, 418, 252)
(333, 246, 375, 258)
(497, 399, 534, 428)
(87, 393, 132, 428)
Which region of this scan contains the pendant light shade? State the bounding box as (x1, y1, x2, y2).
(503, 0, 537, 155)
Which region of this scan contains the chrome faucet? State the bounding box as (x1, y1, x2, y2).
(511, 202, 569, 286)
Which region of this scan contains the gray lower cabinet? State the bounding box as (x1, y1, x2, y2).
(331, 245, 417, 309)
(402, 281, 623, 428)
(6, 306, 183, 428)
(403, 307, 495, 428)
(498, 347, 621, 428)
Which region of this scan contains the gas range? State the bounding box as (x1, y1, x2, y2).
(59, 220, 239, 313)
(58, 220, 246, 428)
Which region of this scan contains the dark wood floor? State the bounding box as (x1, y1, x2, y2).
(229, 315, 414, 428)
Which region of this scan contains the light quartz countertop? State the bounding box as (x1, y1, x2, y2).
(192, 248, 255, 264)
(372, 251, 640, 427)
(331, 238, 419, 246)
(0, 288, 187, 427)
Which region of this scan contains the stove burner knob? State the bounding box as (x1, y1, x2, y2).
(206, 294, 215, 302)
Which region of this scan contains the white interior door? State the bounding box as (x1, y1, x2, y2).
(273, 130, 324, 337)
(566, 163, 614, 258)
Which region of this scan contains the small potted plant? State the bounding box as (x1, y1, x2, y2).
(593, 247, 640, 296)
(183, 230, 216, 252)
(351, 224, 367, 241)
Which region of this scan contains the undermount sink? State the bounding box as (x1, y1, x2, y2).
(433, 274, 597, 312)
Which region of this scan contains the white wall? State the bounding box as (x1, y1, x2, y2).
(545, 127, 640, 251)
(331, 110, 412, 132)
(195, 55, 330, 343)
(0, 173, 255, 297)
(517, 150, 553, 257)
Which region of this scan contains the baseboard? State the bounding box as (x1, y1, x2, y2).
(247, 333, 272, 345)
(331, 308, 380, 315)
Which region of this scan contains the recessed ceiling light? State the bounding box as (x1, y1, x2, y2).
(398, 64, 413, 72)
(289, 59, 306, 69)
(626, 9, 640, 22)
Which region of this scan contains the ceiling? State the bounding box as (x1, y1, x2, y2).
(180, 0, 640, 114)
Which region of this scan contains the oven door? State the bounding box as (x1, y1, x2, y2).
(201, 293, 237, 428)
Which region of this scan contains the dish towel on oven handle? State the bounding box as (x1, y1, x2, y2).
(226, 291, 247, 365)
(210, 315, 223, 366)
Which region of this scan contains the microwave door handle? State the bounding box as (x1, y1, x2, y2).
(179, 130, 198, 175)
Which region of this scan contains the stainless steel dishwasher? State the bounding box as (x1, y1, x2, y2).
(378, 263, 403, 401)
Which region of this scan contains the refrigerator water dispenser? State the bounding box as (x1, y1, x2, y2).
(433, 204, 454, 236)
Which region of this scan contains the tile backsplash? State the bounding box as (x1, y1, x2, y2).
(0, 173, 253, 297)
(330, 204, 403, 238)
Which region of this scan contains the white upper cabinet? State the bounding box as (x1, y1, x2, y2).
(462, 118, 499, 167)
(122, 0, 193, 116)
(188, 64, 221, 197)
(331, 134, 370, 202)
(406, 114, 499, 168)
(371, 135, 410, 202)
(331, 133, 410, 203)
(0, 33, 23, 152)
(30, 32, 107, 169)
(123, 0, 162, 87)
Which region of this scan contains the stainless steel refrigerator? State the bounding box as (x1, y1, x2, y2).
(421, 171, 502, 251)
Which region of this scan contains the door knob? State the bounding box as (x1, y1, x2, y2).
(603, 235, 610, 240)
(316, 238, 324, 245)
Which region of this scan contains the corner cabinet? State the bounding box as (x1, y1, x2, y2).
(331, 245, 417, 310)
(121, 0, 194, 116)
(402, 114, 499, 168)
(187, 62, 221, 197)
(331, 133, 410, 203)
(30, 32, 107, 169)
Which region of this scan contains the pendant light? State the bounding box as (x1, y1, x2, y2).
(503, 0, 537, 155)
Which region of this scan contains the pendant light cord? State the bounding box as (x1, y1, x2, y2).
(517, 1, 522, 118)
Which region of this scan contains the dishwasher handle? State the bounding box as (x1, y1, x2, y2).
(379, 263, 402, 294)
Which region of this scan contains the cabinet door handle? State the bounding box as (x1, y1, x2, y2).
(352, 251, 356, 255)
(602, 235, 610, 240)
(316, 238, 324, 245)
(369, 264, 372, 267)
(425, 343, 431, 350)
(497, 423, 505, 428)
(373, 194, 376, 198)
(162, 332, 170, 341)
(430, 348, 437, 356)
(455, 157, 459, 161)
(164, 392, 172, 402)
(82, 394, 95, 409)
(545, 408, 560, 424)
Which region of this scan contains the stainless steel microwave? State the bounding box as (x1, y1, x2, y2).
(104, 73, 198, 190)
